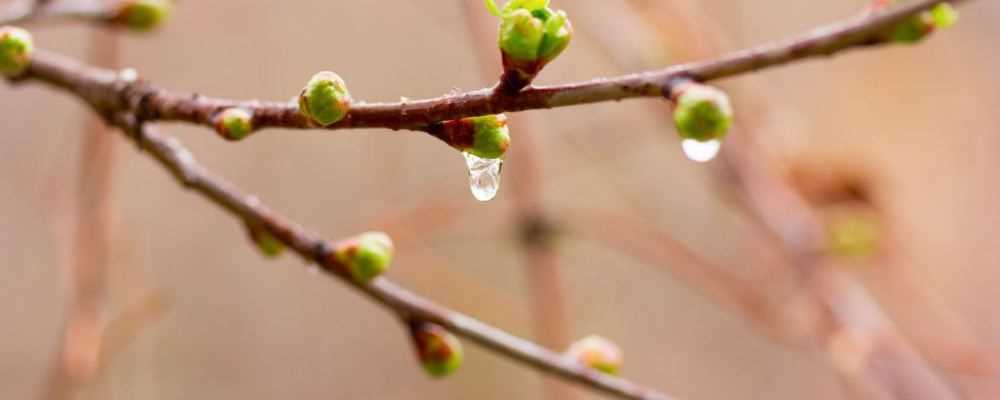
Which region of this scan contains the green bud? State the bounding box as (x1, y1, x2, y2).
(888, 2, 958, 44)
(115, 0, 171, 32)
(335, 231, 394, 284)
(245, 222, 285, 258)
(929, 3, 958, 29)
(671, 82, 733, 142)
(468, 114, 511, 159)
(0, 26, 33, 77)
(537, 11, 572, 62)
(298, 71, 352, 127)
(429, 114, 511, 159)
(409, 321, 463, 378)
(215, 108, 254, 141)
(566, 335, 623, 375)
(493, 0, 572, 64)
(500, 10, 544, 61)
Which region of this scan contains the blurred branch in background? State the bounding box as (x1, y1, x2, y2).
(35, 25, 168, 400)
(462, 1, 575, 399)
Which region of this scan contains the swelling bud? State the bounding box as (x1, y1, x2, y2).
(0, 26, 33, 77)
(409, 321, 464, 378)
(215, 108, 254, 141)
(298, 71, 352, 126)
(113, 0, 172, 32)
(333, 232, 394, 284)
(671, 82, 734, 143)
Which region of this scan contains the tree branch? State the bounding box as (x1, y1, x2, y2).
(10, 0, 968, 146)
(92, 111, 673, 400)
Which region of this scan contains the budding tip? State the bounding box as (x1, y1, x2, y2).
(566, 335, 623, 376)
(215, 108, 254, 141)
(496, 1, 572, 76)
(0, 26, 34, 77)
(410, 322, 463, 378)
(299, 71, 352, 127)
(116, 0, 172, 32)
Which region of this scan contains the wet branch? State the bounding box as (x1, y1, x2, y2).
(10, 0, 965, 147)
(89, 111, 673, 400)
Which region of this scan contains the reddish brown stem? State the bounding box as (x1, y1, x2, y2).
(9, 0, 968, 144)
(95, 112, 672, 400)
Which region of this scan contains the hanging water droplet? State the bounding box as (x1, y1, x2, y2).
(463, 152, 503, 202)
(681, 139, 722, 163)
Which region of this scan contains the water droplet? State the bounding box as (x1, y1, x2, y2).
(681, 139, 722, 163)
(463, 152, 503, 202)
(119, 68, 138, 82)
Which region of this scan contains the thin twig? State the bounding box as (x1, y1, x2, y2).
(9, 0, 967, 143)
(90, 111, 673, 400)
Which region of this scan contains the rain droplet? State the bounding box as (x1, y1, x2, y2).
(681, 139, 721, 163)
(118, 68, 138, 82)
(463, 152, 503, 202)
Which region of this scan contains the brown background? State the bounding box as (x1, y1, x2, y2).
(2, 0, 1000, 399)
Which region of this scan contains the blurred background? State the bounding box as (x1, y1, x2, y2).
(2, 0, 1000, 399)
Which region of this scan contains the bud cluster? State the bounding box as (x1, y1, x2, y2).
(486, 0, 573, 92)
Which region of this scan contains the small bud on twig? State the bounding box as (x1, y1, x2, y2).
(0, 26, 33, 77)
(429, 114, 511, 159)
(298, 71, 352, 127)
(245, 221, 285, 258)
(113, 0, 172, 32)
(408, 321, 464, 378)
(670, 81, 734, 143)
(879, 1, 958, 44)
(332, 232, 394, 284)
(215, 108, 254, 141)
(486, 0, 573, 93)
(566, 335, 623, 375)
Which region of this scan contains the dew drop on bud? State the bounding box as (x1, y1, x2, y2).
(463, 152, 503, 202)
(681, 139, 722, 163)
